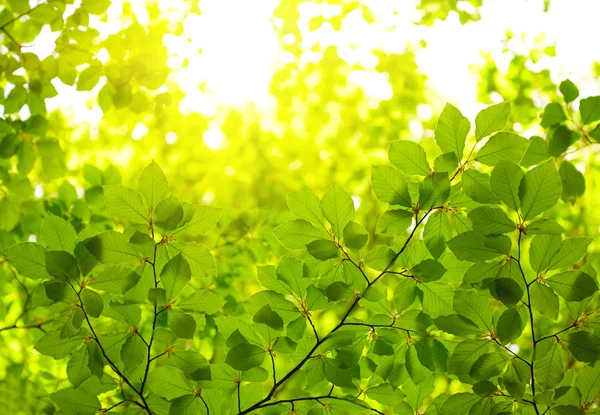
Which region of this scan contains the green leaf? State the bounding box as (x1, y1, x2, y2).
(434, 152, 459, 173)
(371, 165, 412, 207)
(376, 209, 413, 236)
(169, 394, 209, 415)
(320, 184, 355, 237)
(403, 377, 434, 412)
(536, 339, 565, 391)
(0, 197, 18, 231)
(434, 103, 470, 159)
(461, 170, 498, 204)
(364, 245, 395, 272)
(109, 302, 141, 327)
(541, 103, 567, 128)
(85, 231, 140, 264)
(559, 79, 579, 103)
(173, 205, 221, 236)
(170, 350, 210, 381)
(226, 344, 267, 371)
(453, 289, 493, 331)
(148, 288, 167, 306)
(472, 380, 496, 397)
(439, 393, 481, 415)
(447, 231, 505, 262)
(4, 242, 49, 280)
(169, 242, 216, 278)
(423, 210, 451, 259)
(526, 219, 564, 235)
(77, 65, 102, 91)
(276, 257, 308, 297)
(253, 305, 284, 330)
(559, 161, 586, 202)
(503, 360, 529, 400)
(529, 234, 562, 273)
(161, 254, 191, 300)
(496, 308, 525, 344)
(575, 363, 600, 405)
(86, 341, 104, 378)
(49, 387, 100, 414)
(178, 290, 225, 314)
(490, 162, 524, 212)
(548, 237, 592, 270)
(138, 161, 169, 210)
(419, 282, 454, 318)
(88, 265, 140, 294)
(35, 331, 85, 359)
(343, 221, 368, 251)
(365, 383, 406, 406)
(475, 102, 511, 141)
(470, 353, 508, 380)
(434, 314, 482, 336)
(394, 278, 418, 311)
(81, 289, 103, 318)
(148, 366, 194, 400)
(564, 331, 600, 363)
(45, 251, 80, 282)
(579, 96, 600, 124)
(530, 282, 559, 320)
(448, 339, 491, 381)
(306, 239, 339, 260)
(521, 136, 550, 167)
(546, 271, 597, 302)
(104, 185, 147, 224)
(491, 278, 523, 307)
(418, 172, 450, 209)
(323, 357, 356, 387)
(273, 219, 328, 249)
(169, 309, 196, 339)
(67, 347, 92, 388)
(121, 334, 146, 372)
(468, 206, 515, 235)
(41, 213, 77, 253)
(549, 126, 577, 157)
(154, 195, 184, 232)
(286, 190, 325, 227)
(474, 132, 529, 166)
(411, 259, 446, 282)
(388, 140, 430, 176)
(519, 160, 562, 220)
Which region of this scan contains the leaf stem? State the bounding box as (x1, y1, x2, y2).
(140, 242, 161, 396)
(534, 323, 576, 344)
(515, 230, 540, 415)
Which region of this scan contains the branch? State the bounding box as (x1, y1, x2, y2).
(515, 230, 540, 415)
(0, 318, 54, 333)
(492, 339, 531, 367)
(140, 242, 160, 395)
(306, 315, 319, 342)
(252, 395, 384, 414)
(342, 322, 414, 335)
(269, 351, 276, 387)
(237, 381, 242, 413)
(339, 246, 369, 285)
(534, 323, 576, 344)
(239, 211, 431, 414)
(70, 285, 152, 414)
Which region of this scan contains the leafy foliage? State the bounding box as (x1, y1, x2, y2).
(0, 1, 599, 414)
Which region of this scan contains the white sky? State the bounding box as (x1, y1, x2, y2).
(39, 0, 600, 129)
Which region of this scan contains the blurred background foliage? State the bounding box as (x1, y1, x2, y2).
(0, 0, 599, 413)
